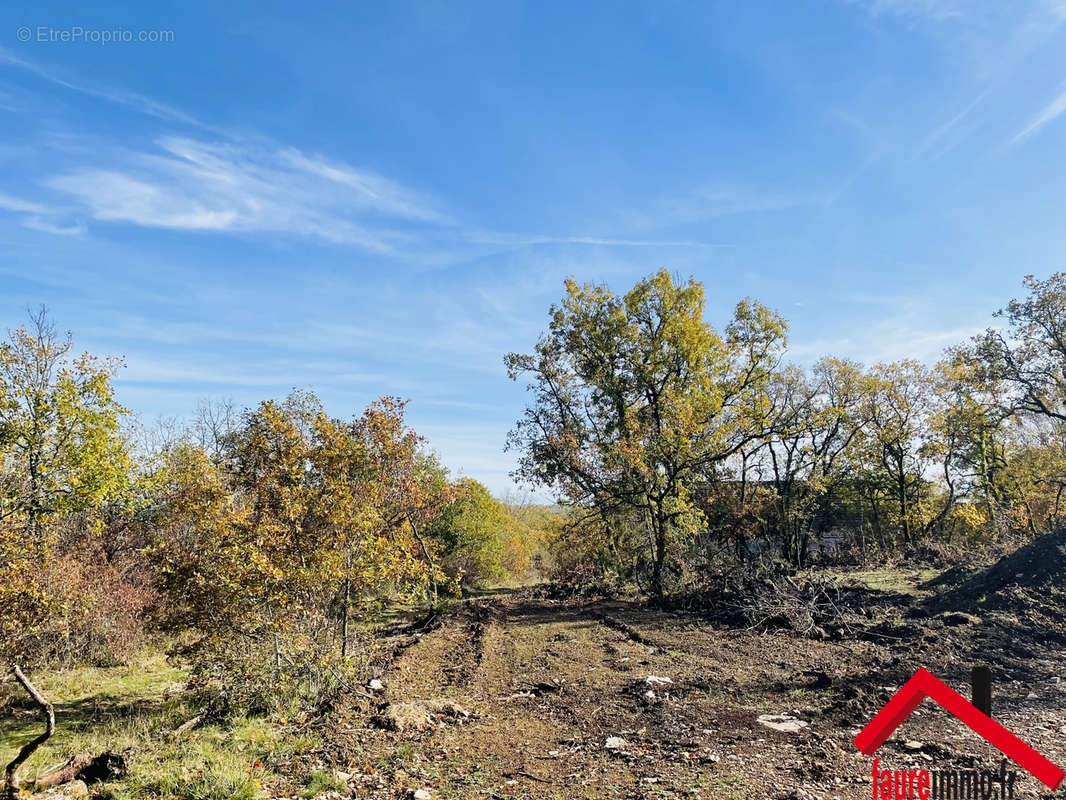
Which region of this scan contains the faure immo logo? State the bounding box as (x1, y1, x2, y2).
(869, 757, 1017, 799)
(854, 668, 1064, 798)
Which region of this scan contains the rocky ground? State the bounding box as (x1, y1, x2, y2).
(288, 536, 1066, 799)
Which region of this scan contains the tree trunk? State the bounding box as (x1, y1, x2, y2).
(5, 665, 54, 799)
(341, 574, 352, 659)
(32, 755, 93, 790)
(896, 459, 911, 544)
(649, 509, 667, 602)
(408, 515, 438, 599)
(32, 751, 126, 789)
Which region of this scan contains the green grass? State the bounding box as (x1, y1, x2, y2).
(300, 769, 348, 798)
(0, 651, 187, 778)
(1, 650, 317, 800)
(822, 566, 940, 594)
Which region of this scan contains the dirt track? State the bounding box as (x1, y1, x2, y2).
(307, 590, 1066, 799)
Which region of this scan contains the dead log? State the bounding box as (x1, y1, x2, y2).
(4, 665, 55, 799)
(33, 750, 127, 789)
(31, 755, 93, 789)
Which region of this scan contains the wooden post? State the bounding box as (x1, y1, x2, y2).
(972, 665, 992, 717)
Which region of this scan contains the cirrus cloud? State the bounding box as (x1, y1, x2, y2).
(44, 136, 448, 252)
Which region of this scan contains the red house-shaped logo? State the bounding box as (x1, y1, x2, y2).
(853, 668, 1064, 790)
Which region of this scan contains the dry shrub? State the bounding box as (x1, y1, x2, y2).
(181, 614, 385, 718)
(0, 554, 153, 668)
(895, 539, 975, 569)
(739, 572, 846, 637)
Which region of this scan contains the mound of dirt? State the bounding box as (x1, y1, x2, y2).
(930, 527, 1066, 613)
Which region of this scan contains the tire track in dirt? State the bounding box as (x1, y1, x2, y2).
(466, 595, 674, 793)
(341, 593, 855, 798)
(384, 604, 486, 701)
(440, 601, 493, 689)
(329, 590, 1066, 798)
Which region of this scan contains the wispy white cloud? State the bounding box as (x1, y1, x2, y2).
(847, 0, 969, 22)
(790, 293, 988, 364)
(2, 49, 753, 271)
(45, 136, 447, 251)
(118, 350, 394, 389)
(0, 191, 45, 214)
(0, 191, 86, 236)
(3, 48, 732, 255)
(1012, 84, 1066, 144)
(843, 0, 1066, 160)
(0, 46, 207, 129)
(912, 87, 991, 160)
(620, 183, 827, 233)
(31, 135, 704, 254)
(20, 216, 86, 236)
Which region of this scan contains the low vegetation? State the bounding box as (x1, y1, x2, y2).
(2, 272, 1066, 797)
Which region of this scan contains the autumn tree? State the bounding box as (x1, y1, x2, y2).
(997, 419, 1066, 535)
(0, 309, 134, 666)
(148, 391, 454, 706)
(919, 350, 1015, 539)
(507, 270, 787, 598)
(856, 361, 936, 545)
(427, 478, 508, 587)
(0, 307, 129, 554)
(976, 273, 1066, 422)
(747, 358, 866, 565)
(346, 398, 456, 602)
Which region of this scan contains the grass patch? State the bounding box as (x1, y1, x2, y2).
(0, 649, 313, 799)
(0, 650, 187, 780)
(823, 567, 940, 594)
(300, 768, 348, 798)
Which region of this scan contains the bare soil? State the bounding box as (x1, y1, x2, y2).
(290, 556, 1066, 800)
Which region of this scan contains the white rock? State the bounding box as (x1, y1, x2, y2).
(413, 790, 432, 800)
(605, 736, 629, 751)
(368, 679, 385, 691)
(645, 675, 673, 687)
(756, 713, 809, 733)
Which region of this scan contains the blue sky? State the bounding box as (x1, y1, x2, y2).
(1, 1, 1065, 495)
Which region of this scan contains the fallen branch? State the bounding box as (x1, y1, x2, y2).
(32, 754, 93, 789)
(513, 770, 551, 784)
(5, 665, 55, 799)
(33, 750, 126, 789)
(171, 712, 206, 738)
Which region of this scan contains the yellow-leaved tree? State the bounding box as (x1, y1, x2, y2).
(148, 391, 454, 710)
(506, 270, 787, 599)
(0, 308, 130, 664)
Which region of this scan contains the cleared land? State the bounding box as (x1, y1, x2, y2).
(6, 540, 1066, 800)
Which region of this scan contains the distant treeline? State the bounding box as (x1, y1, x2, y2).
(4, 271, 1065, 702)
(507, 272, 1066, 597)
(0, 308, 553, 707)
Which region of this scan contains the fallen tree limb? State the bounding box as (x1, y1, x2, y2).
(5, 665, 55, 799)
(171, 712, 206, 738)
(33, 750, 126, 789)
(32, 754, 93, 789)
